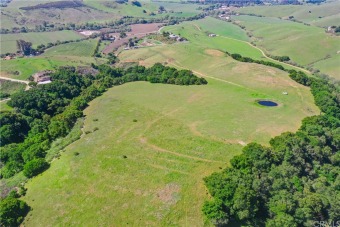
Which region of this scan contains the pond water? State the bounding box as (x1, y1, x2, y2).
(258, 100, 278, 107)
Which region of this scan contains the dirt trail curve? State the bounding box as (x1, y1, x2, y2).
(192, 24, 310, 74)
(0, 76, 30, 91)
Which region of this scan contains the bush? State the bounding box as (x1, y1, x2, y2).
(23, 158, 49, 178)
(0, 197, 30, 227)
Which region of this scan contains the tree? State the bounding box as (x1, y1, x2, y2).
(16, 40, 33, 55)
(0, 197, 30, 227)
(0, 112, 30, 146)
(23, 158, 49, 178)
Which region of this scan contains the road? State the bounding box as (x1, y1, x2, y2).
(0, 76, 31, 91)
(192, 23, 311, 74)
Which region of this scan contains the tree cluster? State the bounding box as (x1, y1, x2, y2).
(229, 53, 285, 71)
(0, 63, 206, 179)
(203, 68, 340, 226)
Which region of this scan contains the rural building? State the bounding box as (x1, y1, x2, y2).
(32, 70, 53, 84)
(169, 34, 179, 39)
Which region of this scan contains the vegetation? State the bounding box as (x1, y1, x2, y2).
(0, 63, 205, 178)
(203, 67, 340, 226)
(0, 196, 30, 227)
(0, 80, 25, 99)
(19, 1, 84, 10)
(23, 159, 49, 178)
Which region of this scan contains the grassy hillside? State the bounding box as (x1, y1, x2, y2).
(22, 73, 317, 225)
(235, 1, 340, 27)
(0, 80, 25, 95)
(234, 15, 340, 79)
(0, 39, 103, 80)
(1, 31, 83, 54)
(15, 15, 321, 226)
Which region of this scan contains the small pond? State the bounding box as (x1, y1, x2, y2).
(258, 100, 278, 107)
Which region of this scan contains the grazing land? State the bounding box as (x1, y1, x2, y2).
(22, 75, 317, 225)
(1, 3, 338, 226)
(235, 1, 340, 27)
(19, 17, 320, 226)
(1, 39, 102, 80)
(0, 30, 83, 54)
(233, 15, 340, 79)
(0, 79, 25, 95)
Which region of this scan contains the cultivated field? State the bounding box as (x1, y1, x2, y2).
(0, 30, 83, 54)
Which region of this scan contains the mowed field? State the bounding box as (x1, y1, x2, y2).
(22, 18, 319, 226)
(1, 39, 102, 80)
(0, 30, 83, 54)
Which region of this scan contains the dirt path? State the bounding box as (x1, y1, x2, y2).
(139, 137, 223, 163)
(0, 98, 11, 103)
(192, 24, 311, 74)
(0, 76, 30, 91)
(169, 62, 259, 93)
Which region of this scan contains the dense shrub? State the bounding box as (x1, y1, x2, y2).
(0, 112, 30, 146)
(23, 158, 49, 178)
(0, 197, 30, 227)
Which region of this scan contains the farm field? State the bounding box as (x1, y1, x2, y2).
(235, 1, 340, 27)
(233, 15, 340, 79)
(0, 31, 84, 54)
(102, 23, 163, 54)
(1, 39, 103, 80)
(23, 73, 318, 225)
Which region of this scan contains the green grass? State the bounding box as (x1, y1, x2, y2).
(22, 73, 318, 225)
(312, 54, 340, 80)
(43, 39, 98, 57)
(0, 58, 67, 80)
(1, 39, 104, 80)
(233, 15, 340, 78)
(0, 31, 83, 54)
(0, 100, 13, 112)
(193, 17, 249, 41)
(235, 1, 340, 27)
(8, 15, 322, 225)
(83, 0, 201, 19)
(0, 80, 25, 95)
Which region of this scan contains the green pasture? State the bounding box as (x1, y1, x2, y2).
(234, 15, 340, 72)
(0, 31, 83, 54)
(17, 15, 321, 226)
(23, 72, 317, 225)
(0, 80, 25, 95)
(0, 39, 102, 80)
(235, 1, 340, 27)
